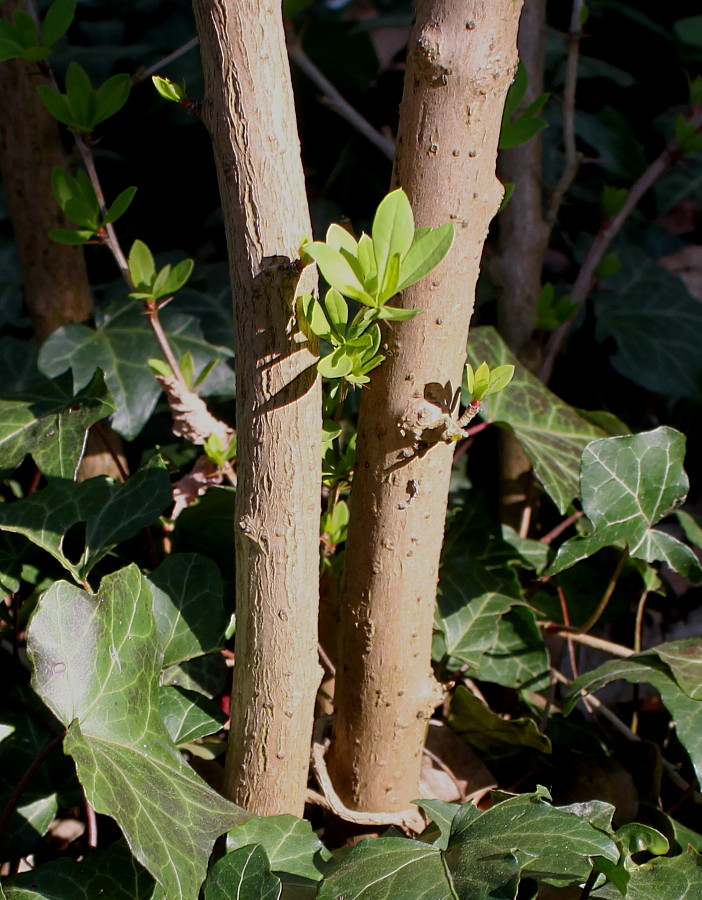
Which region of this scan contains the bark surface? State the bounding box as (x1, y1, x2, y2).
(193, 0, 322, 816)
(328, 0, 522, 813)
(0, 1, 92, 342)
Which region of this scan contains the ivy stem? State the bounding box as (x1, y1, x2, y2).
(576, 546, 629, 634)
(0, 730, 65, 850)
(579, 867, 598, 900)
(540, 509, 584, 545)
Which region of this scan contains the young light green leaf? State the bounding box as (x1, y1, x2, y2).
(318, 347, 354, 379)
(129, 240, 156, 290)
(303, 242, 375, 306)
(303, 295, 333, 340)
(377, 251, 401, 304)
(396, 223, 454, 292)
(465, 364, 475, 395)
(65, 62, 96, 130)
(50, 167, 75, 208)
(11, 9, 39, 49)
(152, 75, 186, 103)
(323, 288, 348, 337)
(357, 232, 377, 287)
(49, 228, 94, 244)
(179, 351, 194, 388)
(36, 85, 73, 126)
(104, 186, 137, 224)
(64, 196, 100, 231)
(499, 116, 548, 150)
(162, 258, 195, 295)
(148, 358, 173, 379)
(95, 73, 130, 124)
(326, 223, 358, 255)
(151, 264, 174, 299)
(615, 823, 670, 857)
(193, 359, 219, 389)
(0, 37, 26, 63)
(472, 361, 491, 400)
(372, 188, 415, 295)
(502, 60, 528, 123)
(375, 304, 420, 322)
(484, 364, 515, 397)
(42, 0, 76, 48)
(322, 419, 342, 442)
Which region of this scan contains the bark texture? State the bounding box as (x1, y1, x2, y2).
(491, 0, 548, 528)
(328, 0, 522, 813)
(0, 2, 92, 342)
(193, 0, 322, 816)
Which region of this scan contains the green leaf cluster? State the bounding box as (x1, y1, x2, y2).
(0, 0, 75, 62)
(499, 61, 549, 150)
(464, 361, 515, 402)
(535, 282, 577, 331)
(300, 188, 454, 383)
(37, 61, 130, 134)
(50, 166, 136, 244)
(128, 240, 194, 304)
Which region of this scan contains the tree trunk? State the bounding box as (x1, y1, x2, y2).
(0, 1, 92, 343)
(193, 0, 322, 816)
(491, 0, 548, 529)
(328, 0, 522, 815)
(0, 2, 125, 482)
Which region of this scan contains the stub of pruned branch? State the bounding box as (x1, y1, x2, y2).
(157, 374, 234, 446)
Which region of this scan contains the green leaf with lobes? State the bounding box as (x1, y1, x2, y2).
(203, 846, 281, 900)
(27, 565, 248, 900)
(0, 461, 171, 581)
(545, 427, 702, 582)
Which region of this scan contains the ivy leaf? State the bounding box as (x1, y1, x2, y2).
(546, 428, 702, 582)
(38, 299, 233, 440)
(467, 327, 606, 513)
(0, 370, 115, 479)
(159, 685, 227, 745)
(318, 791, 618, 899)
(473, 606, 550, 691)
(564, 645, 702, 782)
(148, 553, 227, 667)
(225, 815, 331, 882)
(654, 638, 702, 700)
(2, 840, 158, 899)
(0, 463, 171, 582)
(593, 247, 702, 404)
(203, 846, 281, 900)
(27, 565, 248, 900)
(371, 188, 415, 297)
(448, 684, 552, 757)
(592, 847, 702, 899)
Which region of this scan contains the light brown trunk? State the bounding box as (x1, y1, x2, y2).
(491, 0, 548, 529)
(193, 0, 322, 816)
(328, 0, 522, 814)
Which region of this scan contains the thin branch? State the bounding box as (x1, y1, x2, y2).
(545, 628, 634, 658)
(287, 40, 395, 162)
(540, 509, 584, 545)
(84, 795, 98, 848)
(545, 0, 585, 226)
(135, 37, 200, 82)
(540, 148, 674, 382)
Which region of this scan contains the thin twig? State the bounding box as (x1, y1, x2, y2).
(558, 584, 579, 678)
(92, 420, 129, 482)
(135, 37, 200, 82)
(545, 628, 634, 658)
(84, 796, 98, 848)
(545, 0, 585, 226)
(0, 731, 65, 849)
(540, 509, 584, 545)
(540, 148, 674, 382)
(287, 40, 395, 161)
(576, 547, 629, 634)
